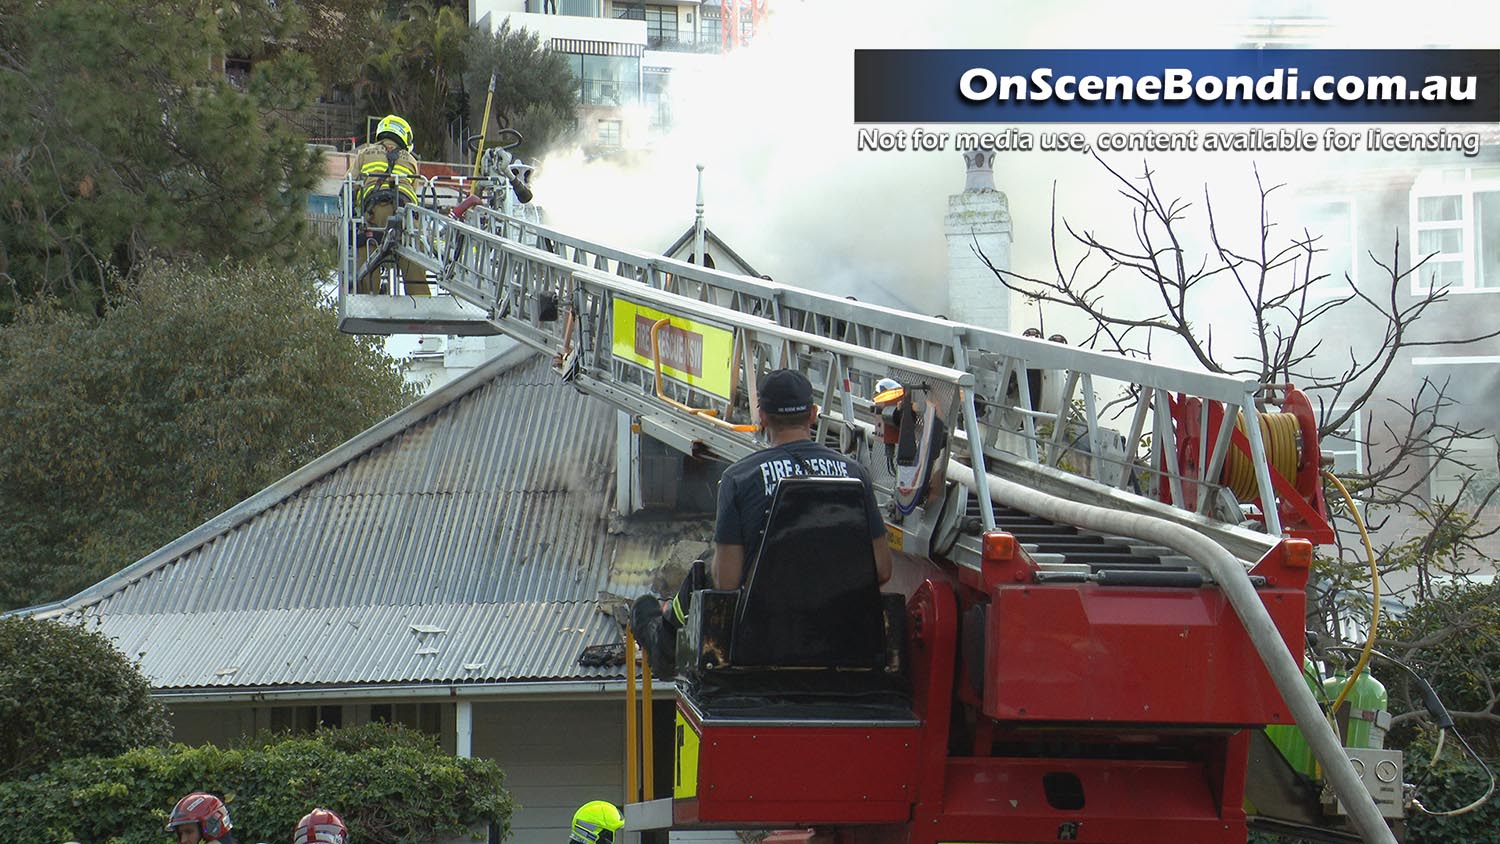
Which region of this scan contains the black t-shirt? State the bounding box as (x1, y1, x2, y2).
(714, 440, 887, 579)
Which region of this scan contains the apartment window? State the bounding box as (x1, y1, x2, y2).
(1410, 167, 1500, 293)
(1429, 436, 1500, 507)
(646, 5, 678, 45)
(562, 53, 641, 106)
(700, 11, 720, 47)
(1320, 406, 1364, 475)
(597, 119, 622, 147)
(1296, 199, 1356, 293)
(644, 70, 670, 128)
(556, 0, 599, 14)
(224, 57, 252, 90)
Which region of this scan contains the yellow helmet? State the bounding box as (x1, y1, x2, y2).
(376, 114, 414, 150)
(569, 801, 624, 844)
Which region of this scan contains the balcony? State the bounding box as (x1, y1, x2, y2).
(646, 35, 720, 53)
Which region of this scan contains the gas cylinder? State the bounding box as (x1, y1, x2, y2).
(1266, 658, 1322, 777)
(1323, 669, 1389, 749)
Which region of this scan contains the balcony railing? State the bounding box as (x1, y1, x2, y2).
(645, 35, 721, 53)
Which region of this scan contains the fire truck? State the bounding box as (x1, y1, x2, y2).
(335, 141, 1462, 844)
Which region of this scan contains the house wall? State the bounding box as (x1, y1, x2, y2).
(472, 699, 625, 839)
(1296, 152, 1500, 582)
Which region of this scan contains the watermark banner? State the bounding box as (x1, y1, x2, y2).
(854, 49, 1500, 123)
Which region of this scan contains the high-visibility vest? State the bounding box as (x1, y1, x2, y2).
(354, 141, 419, 207)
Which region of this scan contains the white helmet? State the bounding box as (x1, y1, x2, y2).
(872, 377, 904, 406)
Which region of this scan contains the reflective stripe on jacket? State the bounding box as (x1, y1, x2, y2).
(354, 141, 420, 206)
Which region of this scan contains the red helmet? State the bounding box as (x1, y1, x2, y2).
(294, 808, 348, 844)
(166, 792, 232, 841)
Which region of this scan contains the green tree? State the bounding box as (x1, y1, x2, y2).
(0, 259, 419, 610)
(0, 616, 172, 779)
(354, 2, 469, 160)
(0, 0, 323, 318)
(464, 19, 580, 158)
(0, 723, 515, 844)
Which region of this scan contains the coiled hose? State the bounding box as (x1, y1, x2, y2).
(1225, 411, 1302, 500)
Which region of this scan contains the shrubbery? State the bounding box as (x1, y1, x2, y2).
(0, 723, 514, 844)
(0, 617, 171, 779)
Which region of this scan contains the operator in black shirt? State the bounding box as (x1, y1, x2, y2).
(710, 368, 892, 590)
(630, 368, 892, 673)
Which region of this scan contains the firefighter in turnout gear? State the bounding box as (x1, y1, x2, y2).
(568, 801, 625, 844)
(165, 792, 234, 844)
(353, 114, 428, 295)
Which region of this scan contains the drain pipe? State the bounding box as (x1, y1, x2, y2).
(948, 464, 1397, 844)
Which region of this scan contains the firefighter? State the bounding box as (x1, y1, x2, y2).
(353, 114, 428, 296)
(568, 801, 625, 844)
(293, 808, 348, 844)
(165, 792, 235, 844)
(630, 369, 892, 675)
(872, 376, 905, 474)
(873, 377, 949, 508)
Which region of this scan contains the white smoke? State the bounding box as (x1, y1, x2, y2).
(529, 0, 1491, 371)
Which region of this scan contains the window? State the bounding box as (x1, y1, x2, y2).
(1320, 406, 1364, 475)
(560, 53, 641, 107)
(597, 119, 622, 147)
(1296, 199, 1356, 293)
(224, 57, 251, 90)
(556, 0, 599, 14)
(644, 71, 670, 128)
(268, 705, 343, 734)
(1430, 436, 1500, 507)
(645, 5, 678, 46)
(1410, 167, 1500, 293)
(700, 11, 720, 47)
(365, 703, 442, 734)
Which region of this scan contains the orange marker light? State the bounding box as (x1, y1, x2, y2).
(1285, 539, 1313, 569)
(981, 531, 1017, 564)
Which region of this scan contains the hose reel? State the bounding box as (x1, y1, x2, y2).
(1161, 384, 1334, 543)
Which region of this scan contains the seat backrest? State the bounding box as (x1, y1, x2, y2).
(729, 476, 886, 668)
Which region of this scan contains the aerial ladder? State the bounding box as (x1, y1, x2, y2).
(335, 155, 1425, 844)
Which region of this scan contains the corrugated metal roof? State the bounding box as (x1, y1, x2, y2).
(47, 350, 710, 690)
(73, 602, 620, 689)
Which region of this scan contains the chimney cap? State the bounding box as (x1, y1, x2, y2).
(963, 149, 996, 192)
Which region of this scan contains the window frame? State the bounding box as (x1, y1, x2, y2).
(1409, 167, 1500, 295)
(596, 118, 623, 147)
(1297, 196, 1358, 296)
(1320, 404, 1365, 477)
(1427, 434, 1500, 507)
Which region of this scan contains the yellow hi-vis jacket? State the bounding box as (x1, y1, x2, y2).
(353, 139, 419, 209)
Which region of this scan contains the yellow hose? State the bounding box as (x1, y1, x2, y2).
(1323, 470, 1380, 731)
(1225, 411, 1301, 500)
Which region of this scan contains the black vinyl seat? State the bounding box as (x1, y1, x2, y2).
(678, 477, 910, 719)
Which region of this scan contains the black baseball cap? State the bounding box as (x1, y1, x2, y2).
(759, 369, 813, 414)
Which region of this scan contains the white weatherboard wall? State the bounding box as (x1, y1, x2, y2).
(474, 699, 626, 839)
(945, 149, 1013, 331)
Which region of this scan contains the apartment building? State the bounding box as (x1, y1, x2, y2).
(470, 1, 740, 151)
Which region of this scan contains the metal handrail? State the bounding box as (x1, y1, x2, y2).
(336, 186, 1291, 540)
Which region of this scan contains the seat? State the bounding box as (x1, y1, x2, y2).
(730, 476, 886, 668)
(678, 476, 910, 719)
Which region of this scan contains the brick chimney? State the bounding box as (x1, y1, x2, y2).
(944, 149, 1013, 330)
